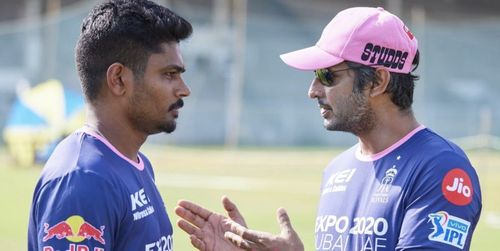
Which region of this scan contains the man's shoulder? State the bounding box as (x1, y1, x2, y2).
(406, 128, 469, 160)
(326, 145, 358, 165)
(40, 132, 118, 185)
(403, 129, 479, 191)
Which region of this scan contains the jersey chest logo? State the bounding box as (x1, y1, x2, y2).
(371, 164, 399, 204)
(131, 188, 156, 221)
(321, 168, 356, 195)
(378, 166, 398, 193)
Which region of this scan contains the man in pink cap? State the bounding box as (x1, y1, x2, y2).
(175, 7, 482, 251)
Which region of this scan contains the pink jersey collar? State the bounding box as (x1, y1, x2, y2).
(355, 125, 426, 162)
(78, 126, 145, 171)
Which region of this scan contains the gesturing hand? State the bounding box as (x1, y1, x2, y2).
(224, 208, 304, 251)
(175, 196, 246, 251)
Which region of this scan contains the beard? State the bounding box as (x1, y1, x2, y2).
(325, 92, 375, 136)
(127, 84, 179, 135)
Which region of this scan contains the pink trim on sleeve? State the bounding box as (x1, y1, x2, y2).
(78, 127, 145, 171)
(356, 125, 426, 162)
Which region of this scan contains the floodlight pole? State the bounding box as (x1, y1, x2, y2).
(42, 0, 61, 81)
(214, 0, 230, 26)
(386, 0, 402, 16)
(224, 0, 247, 148)
(411, 6, 427, 123)
(25, 0, 42, 83)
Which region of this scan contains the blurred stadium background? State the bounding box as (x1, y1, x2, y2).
(0, 0, 499, 250)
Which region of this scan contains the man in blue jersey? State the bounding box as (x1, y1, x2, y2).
(174, 7, 482, 251)
(27, 0, 192, 250)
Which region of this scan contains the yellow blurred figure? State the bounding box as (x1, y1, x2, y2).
(3, 79, 85, 167)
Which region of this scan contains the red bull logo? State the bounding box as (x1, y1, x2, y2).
(43, 215, 105, 245)
(43, 221, 74, 241)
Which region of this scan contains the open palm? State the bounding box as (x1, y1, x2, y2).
(175, 197, 246, 251)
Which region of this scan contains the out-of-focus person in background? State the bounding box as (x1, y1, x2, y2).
(27, 0, 192, 250)
(175, 6, 482, 251)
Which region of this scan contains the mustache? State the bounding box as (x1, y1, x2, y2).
(168, 99, 184, 111)
(317, 99, 331, 109)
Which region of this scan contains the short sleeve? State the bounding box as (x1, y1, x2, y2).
(29, 170, 125, 251)
(396, 151, 482, 250)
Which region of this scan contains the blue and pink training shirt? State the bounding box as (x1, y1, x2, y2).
(315, 126, 482, 251)
(28, 127, 173, 251)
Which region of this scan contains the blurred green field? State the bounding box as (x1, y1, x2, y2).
(0, 146, 498, 250)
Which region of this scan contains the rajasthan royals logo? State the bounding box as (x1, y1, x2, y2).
(377, 166, 398, 193)
(371, 166, 398, 203)
(428, 211, 470, 249)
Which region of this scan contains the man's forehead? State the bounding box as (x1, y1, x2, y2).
(157, 41, 181, 53)
(148, 43, 185, 69)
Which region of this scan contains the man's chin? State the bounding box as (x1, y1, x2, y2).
(324, 121, 348, 133)
(146, 121, 176, 135)
(323, 119, 336, 131)
(161, 121, 177, 134)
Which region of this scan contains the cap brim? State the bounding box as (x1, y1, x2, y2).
(279, 45, 344, 71)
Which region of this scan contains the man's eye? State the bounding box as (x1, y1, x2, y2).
(164, 72, 178, 78)
(322, 73, 335, 87)
(315, 69, 337, 87)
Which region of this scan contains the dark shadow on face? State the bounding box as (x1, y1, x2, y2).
(127, 80, 181, 135)
(325, 91, 375, 135)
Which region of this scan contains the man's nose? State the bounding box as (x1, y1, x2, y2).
(308, 78, 323, 99)
(177, 78, 191, 98)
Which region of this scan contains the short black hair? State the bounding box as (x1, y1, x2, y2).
(75, 0, 192, 103)
(347, 50, 420, 111)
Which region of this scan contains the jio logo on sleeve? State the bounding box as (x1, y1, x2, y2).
(441, 168, 473, 206)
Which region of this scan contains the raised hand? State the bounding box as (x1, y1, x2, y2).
(175, 196, 246, 251)
(224, 208, 304, 251)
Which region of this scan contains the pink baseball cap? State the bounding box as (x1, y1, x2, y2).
(280, 7, 418, 73)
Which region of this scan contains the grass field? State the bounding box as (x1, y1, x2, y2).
(0, 145, 498, 250)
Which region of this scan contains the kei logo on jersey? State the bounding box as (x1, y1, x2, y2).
(321, 169, 356, 195)
(131, 188, 156, 221)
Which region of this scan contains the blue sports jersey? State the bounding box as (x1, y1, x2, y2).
(28, 128, 173, 251)
(315, 126, 482, 251)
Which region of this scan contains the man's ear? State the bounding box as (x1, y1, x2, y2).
(370, 68, 391, 97)
(105, 63, 134, 97)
